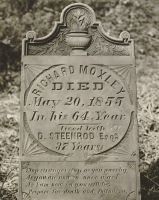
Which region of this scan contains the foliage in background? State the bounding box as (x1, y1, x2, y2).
(0, 0, 159, 200)
(0, 93, 19, 199)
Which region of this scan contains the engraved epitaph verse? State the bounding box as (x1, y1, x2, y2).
(24, 64, 132, 155)
(22, 161, 136, 200)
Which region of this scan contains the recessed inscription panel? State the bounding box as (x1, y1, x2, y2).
(24, 63, 133, 155)
(21, 161, 136, 200)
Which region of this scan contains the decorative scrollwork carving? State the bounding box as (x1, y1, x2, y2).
(120, 31, 131, 43)
(26, 31, 36, 41)
(87, 29, 130, 56)
(28, 29, 71, 55)
(24, 3, 131, 56)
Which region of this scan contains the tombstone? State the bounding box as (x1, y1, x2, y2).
(20, 3, 140, 200)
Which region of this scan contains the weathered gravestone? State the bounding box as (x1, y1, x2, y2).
(20, 3, 140, 200)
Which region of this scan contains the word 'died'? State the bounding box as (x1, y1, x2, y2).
(52, 82, 104, 91)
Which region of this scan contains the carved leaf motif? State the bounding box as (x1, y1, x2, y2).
(109, 65, 133, 86)
(108, 65, 134, 103)
(66, 8, 92, 32)
(87, 30, 130, 56)
(24, 64, 48, 89)
(102, 141, 130, 157)
(23, 113, 46, 156)
(23, 113, 66, 156)
(27, 28, 130, 56)
(23, 131, 46, 156)
(28, 29, 71, 56)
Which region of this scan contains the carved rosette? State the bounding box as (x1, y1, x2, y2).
(120, 31, 130, 43)
(26, 31, 36, 41)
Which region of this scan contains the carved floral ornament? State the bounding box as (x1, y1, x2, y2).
(65, 8, 93, 32)
(24, 3, 131, 56)
(63, 5, 94, 55)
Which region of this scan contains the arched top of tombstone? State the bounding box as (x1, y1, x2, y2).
(23, 3, 133, 56)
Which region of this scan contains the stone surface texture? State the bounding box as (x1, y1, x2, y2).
(20, 3, 140, 200)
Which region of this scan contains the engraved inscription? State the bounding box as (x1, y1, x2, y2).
(24, 63, 133, 155)
(22, 161, 136, 200)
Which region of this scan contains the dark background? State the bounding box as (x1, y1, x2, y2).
(0, 0, 159, 199)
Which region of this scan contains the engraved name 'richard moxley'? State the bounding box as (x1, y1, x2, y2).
(31, 64, 125, 96)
